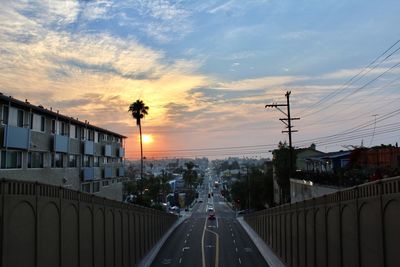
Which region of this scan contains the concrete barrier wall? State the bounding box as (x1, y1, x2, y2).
(244, 176, 400, 267)
(0, 179, 177, 267)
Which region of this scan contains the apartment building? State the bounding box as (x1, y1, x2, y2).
(0, 93, 127, 200)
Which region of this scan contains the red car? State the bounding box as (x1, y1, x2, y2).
(208, 213, 215, 220)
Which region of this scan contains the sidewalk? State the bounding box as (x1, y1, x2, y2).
(237, 216, 285, 267)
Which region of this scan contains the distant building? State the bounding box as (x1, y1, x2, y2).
(350, 146, 400, 169)
(295, 144, 325, 171)
(306, 151, 351, 173)
(0, 93, 127, 200)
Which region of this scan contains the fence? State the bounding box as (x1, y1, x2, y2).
(0, 179, 177, 267)
(244, 176, 400, 267)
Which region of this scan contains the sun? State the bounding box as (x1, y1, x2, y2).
(142, 134, 154, 144)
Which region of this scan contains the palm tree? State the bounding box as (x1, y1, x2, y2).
(128, 99, 149, 180)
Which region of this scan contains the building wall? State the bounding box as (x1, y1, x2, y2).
(0, 100, 126, 201)
(245, 176, 400, 267)
(290, 178, 340, 203)
(296, 149, 325, 171)
(0, 179, 177, 267)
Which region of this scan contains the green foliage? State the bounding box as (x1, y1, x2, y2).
(273, 141, 296, 202)
(230, 166, 273, 211)
(183, 161, 198, 188)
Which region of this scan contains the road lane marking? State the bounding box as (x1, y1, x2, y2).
(235, 247, 238, 252)
(231, 233, 234, 237)
(184, 240, 187, 243)
(233, 239, 236, 244)
(201, 218, 207, 267)
(216, 217, 219, 228)
(182, 247, 190, 252)
(206, 229, 220, 267)
(238, 258, 242, 264)
(179, 258, 182, 264)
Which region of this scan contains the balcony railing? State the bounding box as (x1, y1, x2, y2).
(54, 134, 69, 153)
(104, 144, 112, 157)
(104, 166, 113, 178)
(83, 167, 94, 181)
(3, 125, 30, 150)
(84, 140, 94, 155)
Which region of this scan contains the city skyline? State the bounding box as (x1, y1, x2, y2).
(1, 0, 400, 159)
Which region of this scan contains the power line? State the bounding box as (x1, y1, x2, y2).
(298, 38, 400, 117)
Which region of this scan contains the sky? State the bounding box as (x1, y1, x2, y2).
(1, 0, 400, 160)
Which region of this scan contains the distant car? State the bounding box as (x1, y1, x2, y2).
(208, 213, 215, 220)
(198, 199, 203, 203)
(207, 206, 214, 212)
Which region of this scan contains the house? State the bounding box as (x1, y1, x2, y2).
(306, 150, 351, 173)
(0, 93, 127, 200)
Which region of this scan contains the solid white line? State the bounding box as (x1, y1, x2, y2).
(216, 217, 219, 228)
(201, 218, 207, 267)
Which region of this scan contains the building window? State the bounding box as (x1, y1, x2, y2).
(82, 155, 93, 167)
(81, 183, 91, 193)
(94, 131, 98, 143)
(59, 121, 68, 136)
(17, 110, 23, 127)
(93, 182, 100, 193)
(28, 151, 44, 168)
(51, 153, 63, 168)
(94, 156, 100, 167)
(1, 150, 22, 169)
(103, 134, 107, 141)
(88, 129, 95, 141)
(98, 133, 102, 143)
(2, 105, 9, 125)
(107, 157, 112, 164)
(102, 180, 110, 187)
(68, 154, 78, 167)
(51, 120, 56, 134)
(70, 125, 76, 139)
(30, 114, 45, 132)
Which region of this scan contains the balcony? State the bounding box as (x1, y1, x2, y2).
(54, 134, 69, 153)
(83, 167, 94, 181)
(118, 166, 125, 177)
(104, 166, 113, 178)
(118, 147, 125, 158)
(84, 140, 94, 155)
(3, 125, 30, 150)
(104, 144, 112, 157)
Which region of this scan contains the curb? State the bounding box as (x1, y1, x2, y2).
(138, 215, 188, 267)
(237, 217, 286, 267)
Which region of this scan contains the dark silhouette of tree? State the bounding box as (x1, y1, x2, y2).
(128, 99, 149, 180)
(183, 161, 198, 188)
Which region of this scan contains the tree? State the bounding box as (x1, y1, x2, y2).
(183, 161, 198, 188)
(273, 141, 296, 203)
(128, 100, 149, 180)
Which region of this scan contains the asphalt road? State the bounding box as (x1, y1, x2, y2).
(151, 184, 268, 267)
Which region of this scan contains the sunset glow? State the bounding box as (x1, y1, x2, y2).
(142, 134, 154, 144)
(1, 1, 399, 160)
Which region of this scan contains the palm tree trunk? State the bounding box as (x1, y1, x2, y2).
(139, 122, 143, 180)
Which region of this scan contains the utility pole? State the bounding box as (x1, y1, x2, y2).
(265, 91, 299, 202)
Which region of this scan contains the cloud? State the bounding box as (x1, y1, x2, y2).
(279, 31, 316, 40)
